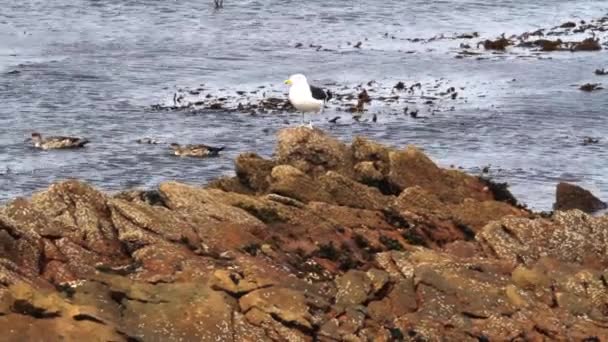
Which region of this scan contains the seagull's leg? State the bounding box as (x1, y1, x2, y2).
(299, 112, 308, 127)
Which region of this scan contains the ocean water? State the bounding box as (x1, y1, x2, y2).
(0, 0, 607, 210)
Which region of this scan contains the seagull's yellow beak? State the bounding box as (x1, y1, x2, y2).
(284, 79, 292, 85)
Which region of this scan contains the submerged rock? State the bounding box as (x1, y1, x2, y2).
(553, 182, 607, 213)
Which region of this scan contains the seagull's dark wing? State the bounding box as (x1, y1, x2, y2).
(310, 85, 332, 102)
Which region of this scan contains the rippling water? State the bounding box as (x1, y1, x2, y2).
(1, 0, 607, 210)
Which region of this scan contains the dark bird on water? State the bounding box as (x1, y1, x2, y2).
(29, 132, 89, 150)
(582, 137, 600, 146)
(136, 138, 160, 144)
(170, 143, 224, 158)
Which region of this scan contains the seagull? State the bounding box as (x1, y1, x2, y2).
(169, 143, 224, 158)
(29, 132, 89, 150)
(284, 74, 332, 127)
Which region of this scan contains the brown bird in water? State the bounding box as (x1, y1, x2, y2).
(169, 143, 224, 158)
(29, 132, 89, 150)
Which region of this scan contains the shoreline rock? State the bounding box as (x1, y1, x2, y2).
(0, 127, 606, 341)
(554, 182, 607, 214)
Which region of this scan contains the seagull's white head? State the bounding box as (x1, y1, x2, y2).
(284, 74, 308, 87)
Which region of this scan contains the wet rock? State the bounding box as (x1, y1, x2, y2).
(572, 37, 601, 51)
(534, 39, 563, 51)
(553, 182, 607, 213)
(560, 21, 577, 28)
(456, 32, 479, 39)
(481, 37, 511, 50)
(393, 81, 405, 90)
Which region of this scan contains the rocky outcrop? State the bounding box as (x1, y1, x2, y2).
(554, 182, 607, 213)
(0, 127, 606, 341)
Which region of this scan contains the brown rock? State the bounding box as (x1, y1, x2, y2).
(350, 137, 396, 194)
(353, 161, 384, 184)
(318, 306, 366, 339)
(235, 152, 276, 192)
(205, 175, 256, 194)
(388, 146, 442, 193)
(240, 286, 313, 329)
(482, 37, 511, 50)
(388, 147, 490, 203)
(0, 215, 43, 277)
(159, 181, 265, 226)
(116, 279, 238, 341)
(553, 182, 607, 213)
(211, 269, 262, 295)
(2, 198, 66, 238)
(572, 37, 601, 51)
(30, 180, 117, 244)
(477, 210, 608, 265)
(319, 171, 391, 210)
(335, 270, 373, 308)
(276, 127, 353, 177)
(448, 199, 526, 232)
(268, 165, 334, 203)
(109, 198, 201, 248)
(0, 282, 126, 341)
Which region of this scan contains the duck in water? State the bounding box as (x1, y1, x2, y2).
(29, 132, 89, 150)
(169, 143, 224, 158)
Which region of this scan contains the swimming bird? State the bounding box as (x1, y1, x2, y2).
(169, 143, 224, 158)
(29, 132, 89, 150)
(136, 138, 160, 144)
(284, 74, 332, 127)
